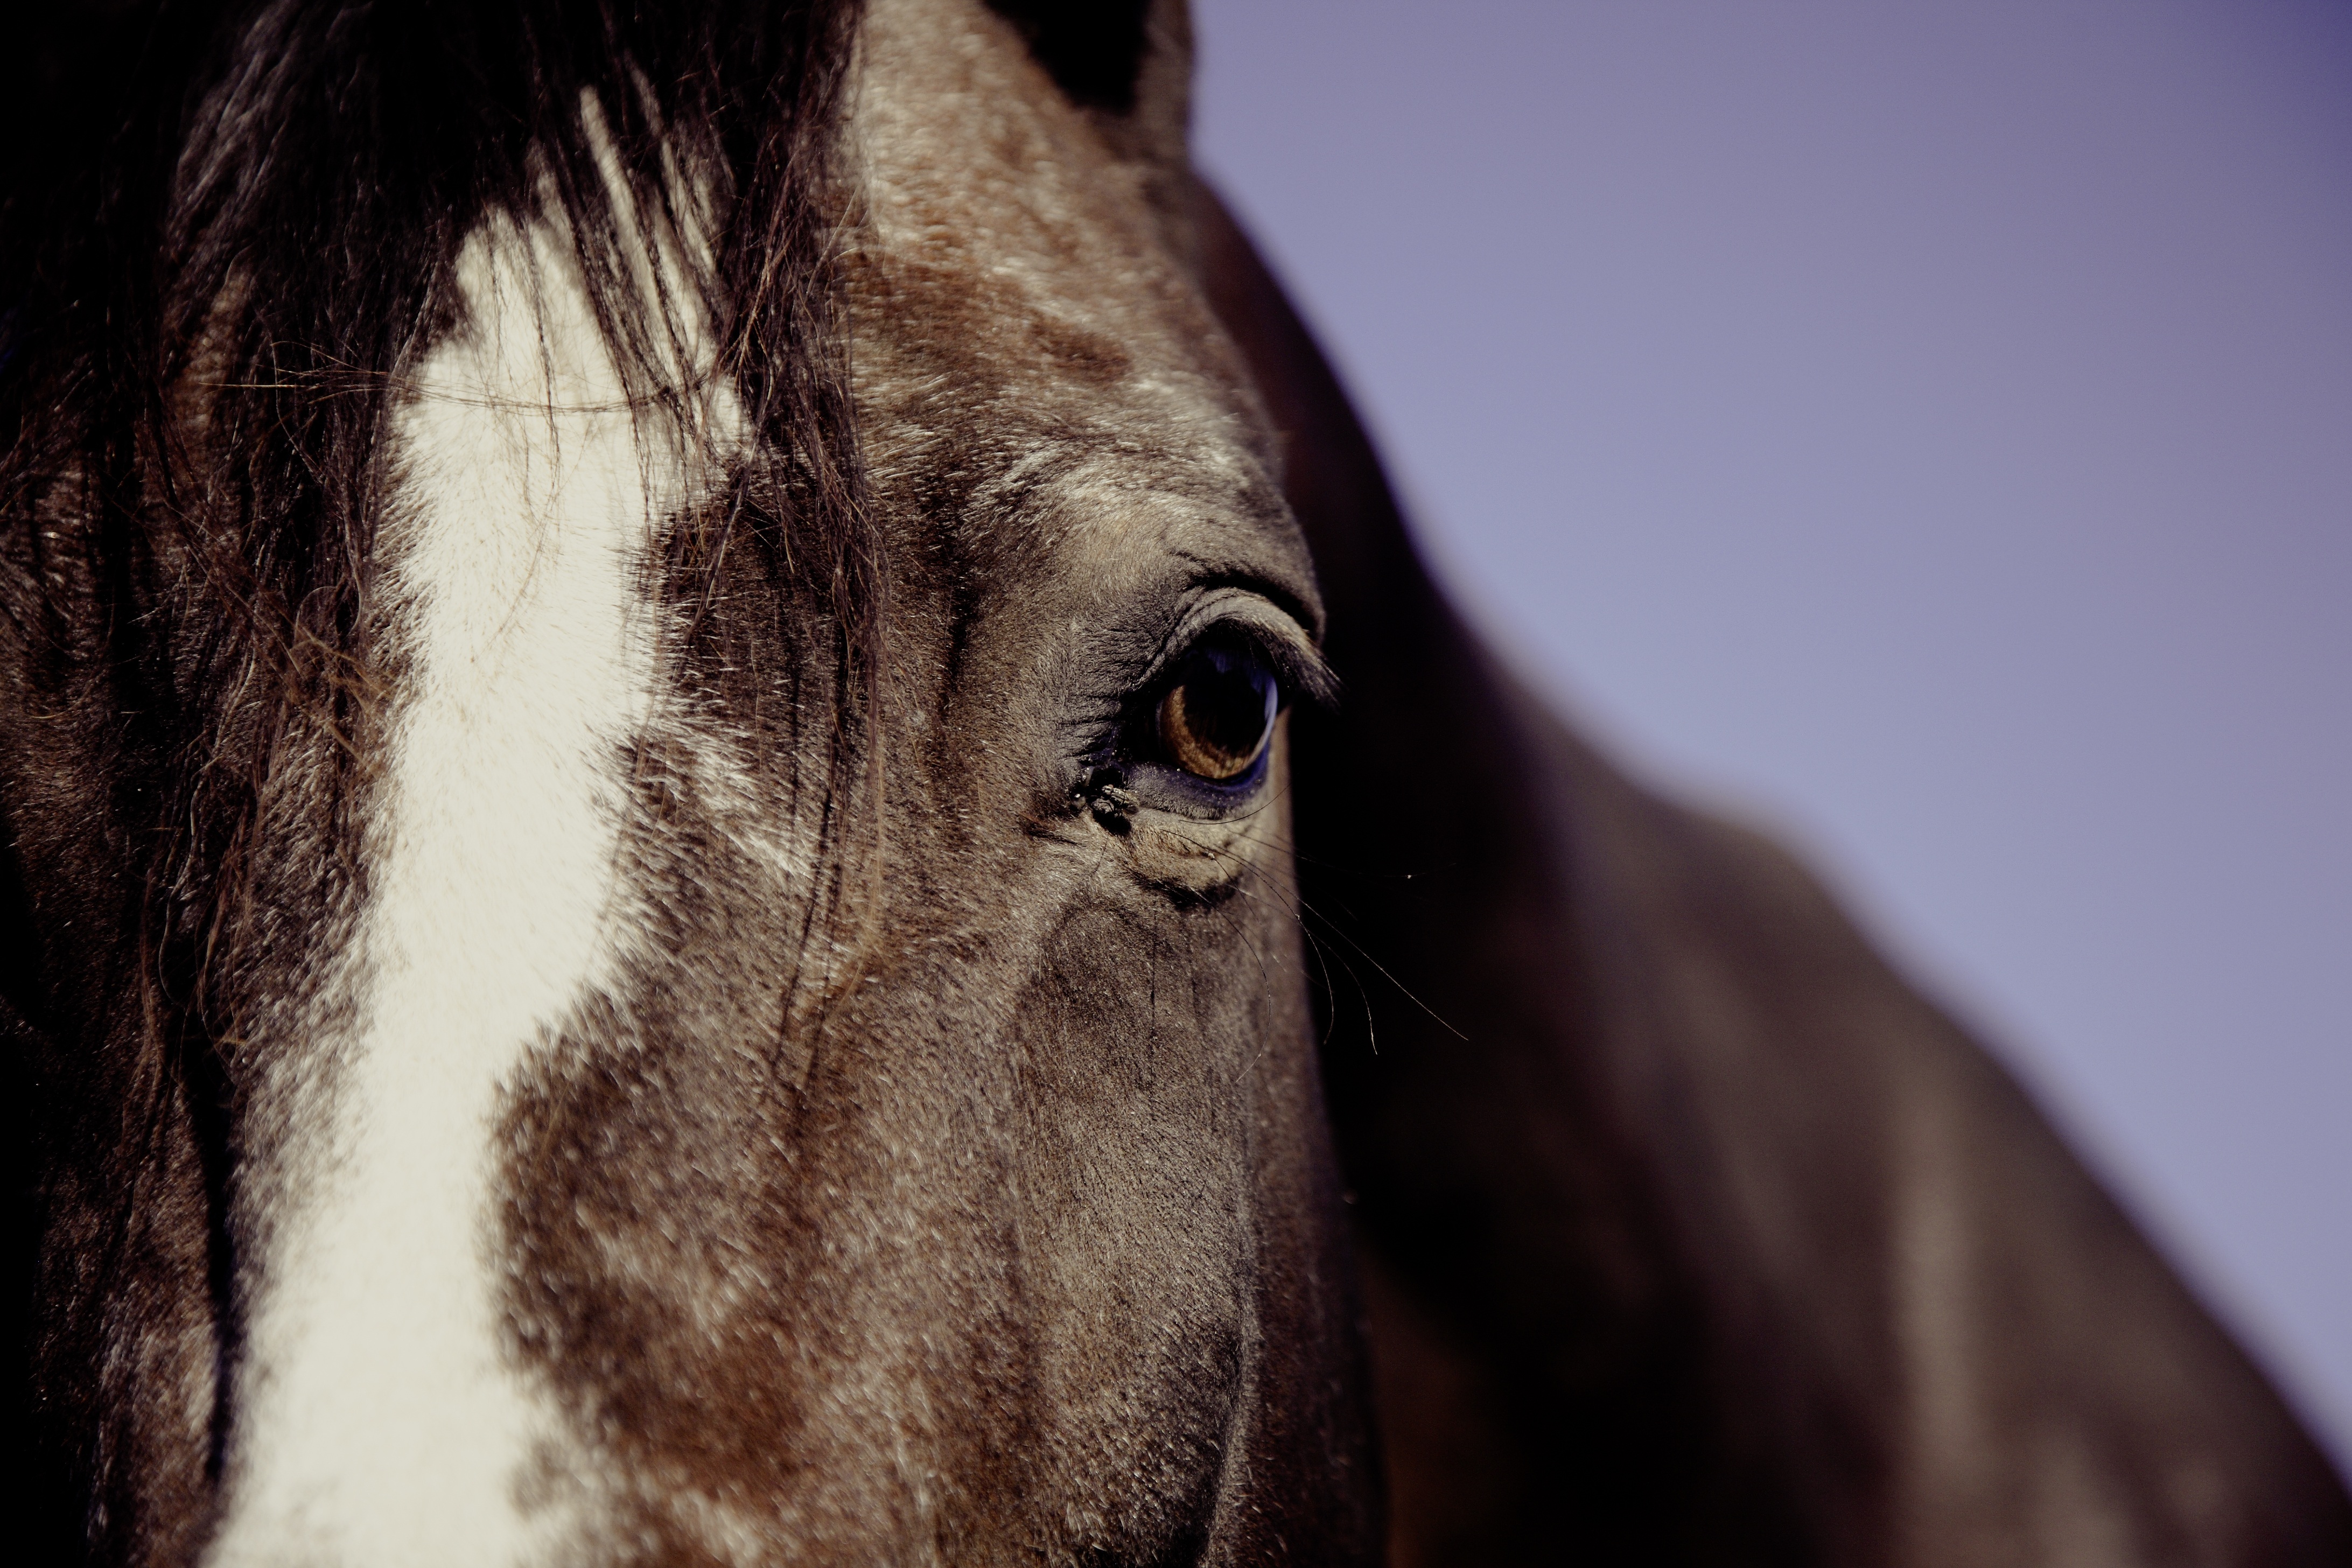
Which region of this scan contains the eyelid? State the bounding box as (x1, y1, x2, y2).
(1145, 589, 1339, 710)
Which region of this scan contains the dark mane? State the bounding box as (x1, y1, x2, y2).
(0, 3, 870, 1546)
(3, 0, 874, 968)
(4, 2, 884, 1038)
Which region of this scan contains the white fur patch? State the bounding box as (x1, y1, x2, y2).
(204, 193, 740, 1563)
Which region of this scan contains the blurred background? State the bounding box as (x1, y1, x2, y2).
(1189, 0, 2350, 1467)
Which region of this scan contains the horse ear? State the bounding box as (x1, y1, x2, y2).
(1190, 178, 2352, 1564)
(985, 0, 1189, 155)
(984, 0, 1192, 253)
(984, 0, 1152, 111)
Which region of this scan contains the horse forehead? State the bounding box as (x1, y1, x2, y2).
(853, 0, 1198, 365)
(851, 0, 1294, 582)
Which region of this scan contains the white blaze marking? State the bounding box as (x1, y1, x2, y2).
(206, 198, 738, 1563)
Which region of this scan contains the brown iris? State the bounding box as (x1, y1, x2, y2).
(1156, 643, 1278, 782)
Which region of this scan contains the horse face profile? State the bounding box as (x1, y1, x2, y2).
(3, 0, 1372, 1560)
(4, 2, 2348, 1565)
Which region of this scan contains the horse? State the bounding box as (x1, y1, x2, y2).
(0, 2, 2344, 1563)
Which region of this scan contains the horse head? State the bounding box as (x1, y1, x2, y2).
(2, 2, 2344, 1565)
(5, 1, 1373, 1559)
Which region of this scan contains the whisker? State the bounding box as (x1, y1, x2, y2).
(1150, 815, 1461, 1047)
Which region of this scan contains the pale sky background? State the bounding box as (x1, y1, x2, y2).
(1189, 0, 2351, 1467)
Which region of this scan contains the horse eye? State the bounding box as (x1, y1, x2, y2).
(1156, 642, 1279, 782)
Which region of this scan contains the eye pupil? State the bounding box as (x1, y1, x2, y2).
(1158, 647, 1277, 782)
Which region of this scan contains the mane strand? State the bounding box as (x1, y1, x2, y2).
(0, 3, 873, 1551)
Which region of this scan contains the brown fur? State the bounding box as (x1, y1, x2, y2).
(0, 2, 2344, 1564)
